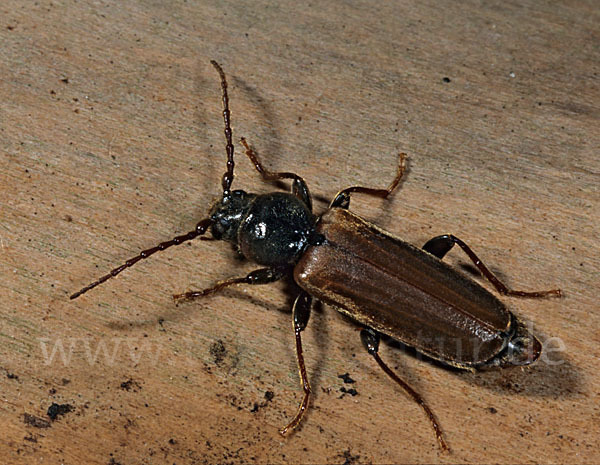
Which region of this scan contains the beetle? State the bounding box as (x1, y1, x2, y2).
(71, 60, 561, 451)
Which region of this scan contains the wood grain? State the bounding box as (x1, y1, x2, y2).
(1, 1, 598, 463)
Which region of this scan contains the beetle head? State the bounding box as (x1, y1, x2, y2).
(209, 190, 256, 242)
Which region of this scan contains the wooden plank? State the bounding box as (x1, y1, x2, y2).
(1, 1, 597, 463)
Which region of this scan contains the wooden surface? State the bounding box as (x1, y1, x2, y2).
(1, 1, 598, 463)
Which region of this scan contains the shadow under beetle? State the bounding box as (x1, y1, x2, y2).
(71, 61, 562, 451)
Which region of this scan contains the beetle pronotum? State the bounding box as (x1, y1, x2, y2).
(71, 61, 561, 451)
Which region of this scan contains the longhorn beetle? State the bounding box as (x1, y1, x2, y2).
(71, 60, 561, 451)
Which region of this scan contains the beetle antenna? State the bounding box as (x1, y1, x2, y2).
(70, 218, 212, 299)
(211, 60, 235, 196)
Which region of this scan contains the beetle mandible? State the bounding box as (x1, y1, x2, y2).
(71, 60, 562, 451)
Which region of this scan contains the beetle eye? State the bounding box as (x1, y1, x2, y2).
(211, 220, 226, 239)
(232, 190, 245, 198)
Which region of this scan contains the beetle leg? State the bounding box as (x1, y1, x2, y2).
(423, 234, 562, 298)
(422, 235, 455, 259)
(240, 137, 313, 212)
(360, 328, 450, 452)
(280, 290, 312, 435)
(329, 153, 406, 209)
(172, 266, 288, 302)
